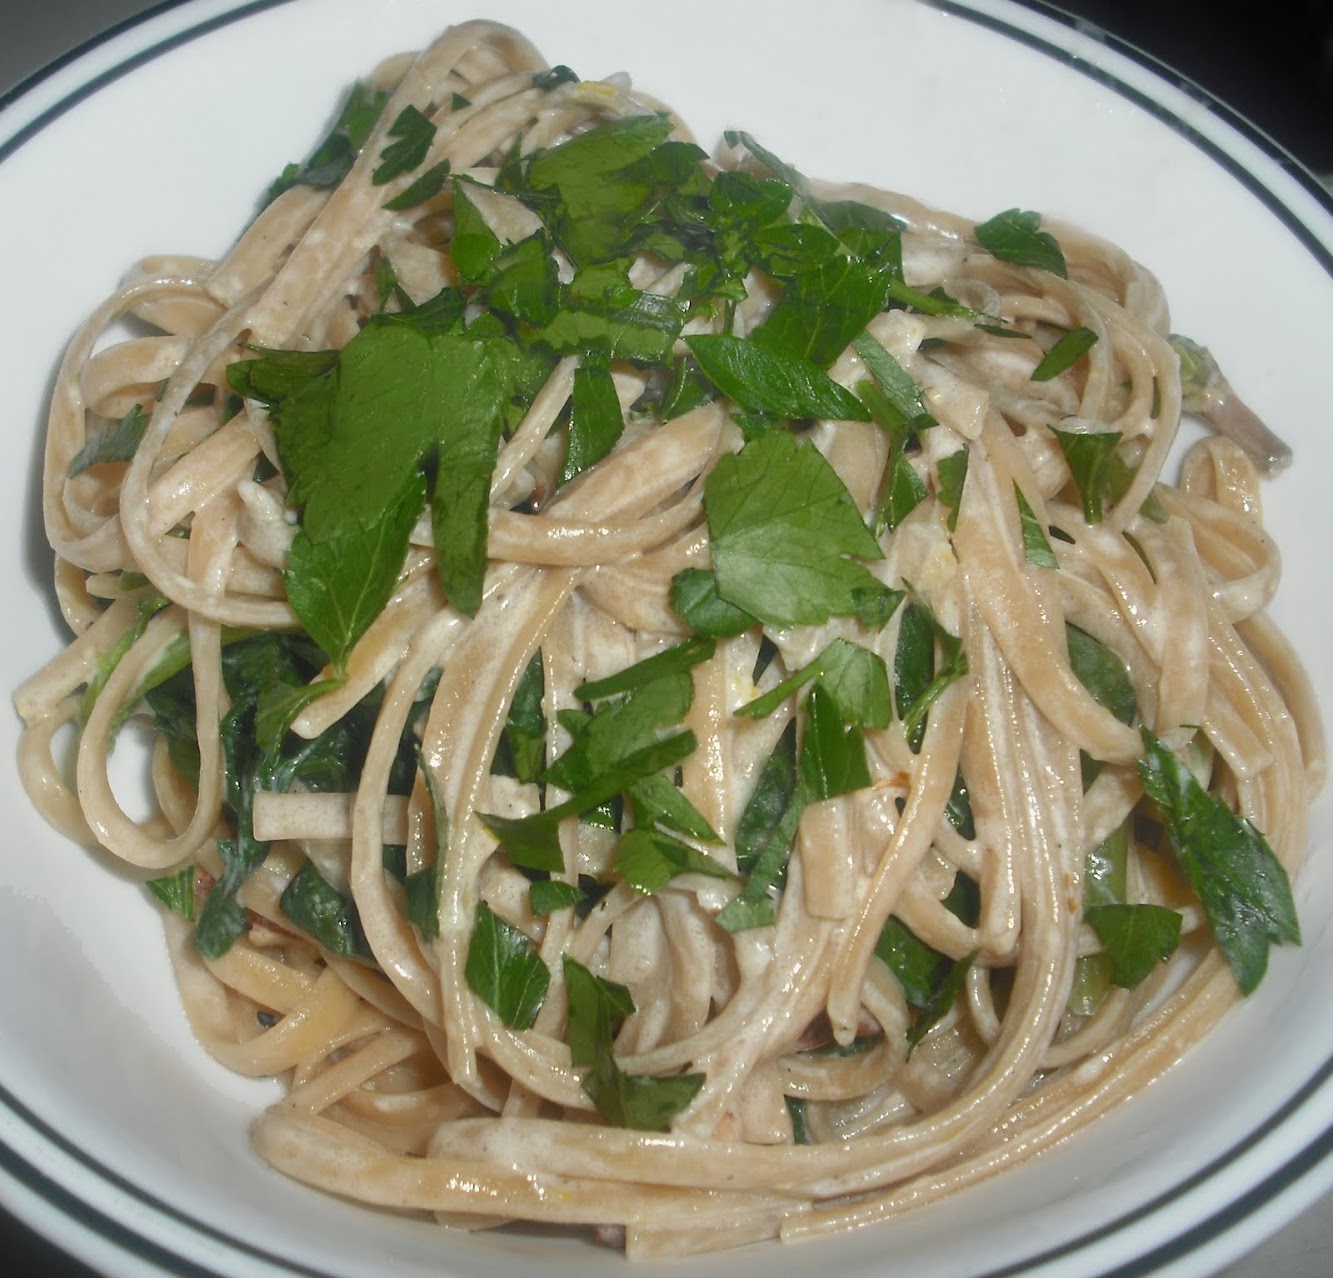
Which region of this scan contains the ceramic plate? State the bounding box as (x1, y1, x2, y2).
(2, 2, 1332, 1275)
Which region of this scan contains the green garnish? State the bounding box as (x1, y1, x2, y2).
(1031, 326, 1098, 382)
(280, 863, 372, 959)
(563, 956, 704, 1130)
(464, 900, 550, 1029)
(1137, 729, 1300, 995)
(703, 431, 895, 630)
(373, 105, 436, 185)
(973, 208, 1068, 278)
(1015, 484, 1058, 568)
(1050, 425, 1123, 525)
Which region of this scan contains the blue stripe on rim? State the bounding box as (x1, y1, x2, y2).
(1, 1, 1330, 1274)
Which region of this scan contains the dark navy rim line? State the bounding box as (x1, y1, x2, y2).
(0, 1068, 335, 1278)
(1, 2, 1331, 1275)
(929, 0, 1333, 279)
(0, 1124, 230, 1278)
(0, 0, 286, 169)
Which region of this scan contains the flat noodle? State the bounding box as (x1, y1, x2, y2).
(13, 17, 1325, 1259)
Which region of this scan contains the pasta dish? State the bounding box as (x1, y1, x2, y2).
(12, 18, 1325, 1258)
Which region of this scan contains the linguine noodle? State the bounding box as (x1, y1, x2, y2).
(13, 19, 1325, 1258)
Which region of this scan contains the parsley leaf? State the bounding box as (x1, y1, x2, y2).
(480, 659, 703, 873)
(575, 638, 715, 700)
(875, 914, 974, 1046)
(894, 597, 968, 751)
(284, 471, 425, 665)
(853, 331, 934, 431)
(523, 114, 678, 265)
(613, 828, 733, 894)
(560, 357, 623, 485)
(1051, 425, 1122, 524)
(799, 682, 871, 800)
(1032, 326, 1098, 382)
(69, 403, 149, 476)
(1015, 483, 1058, 568)
(491, 650, 546, 785)
(280, 863, 372, 959)
(563, 956, 704, 1129)
(146, 865, 197, 920)
(528, 879, 583, 916)
(265, 82, 390, 203)
(562, 955, 635, 1066)
(464, 900, 550, 1029)
(685, 334, 870, 422)
(875, 449, 928, 536)
(450, 180, 504, 282)
(717, 720, 803, 932)
(668, 568, 760, 638)
(246, 321, 547, 629)
(973, 208, 1069, 277)
(531, 263, 687, 363)
(735, 637, 894, 727)
(626, 775, 721, 844)
(704, 431, 893, 629)
(382, 159, 452, 211)
(1086, 903, 1182, 988)
(937, 446, 969, 531)
(1137, 728, 1300, 994)
(1067, 624, 1137, 726)
(373, 105, 436, 185)
(753, 255, 893, 369)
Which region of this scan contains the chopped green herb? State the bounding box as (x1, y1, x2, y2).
(894, 596, 967, 750)
(853, 331, 933, 430)
(574, 637, 714, 700)
(668, 567, 760, 638)
(373, 105, 436, 185)
(735, 637, 894, 728)
(146, 865, 197, 920)
(491, 650, 547, 785)
(464, 900, 550, 1029)
(382, 159, 452, 210)
(613, 828, 733, 894)
(69, 403, 149, 476)
(1067, 625, 1137, 726)
(973, 208, 1068, 278)
(529, 878, 583, 916)
(559, 357, 624, 485)
(685, 334, 870, 423)
(627, 774, 721, 844)
(704, 431, 894, 629)
(1137, 728, 1299, 995)
(1031, 326, 1098, 382)
(563, 954, 704, 1129)
(280, 863, 372, 959)
(265, 82, 390, 203)
(936, 447, 969, 531)
(1086, 902, 1182, 988)
(1051, 425, 1122, 525)
(874, 915, 974, 1046)
(1015, 483, 1059, 568)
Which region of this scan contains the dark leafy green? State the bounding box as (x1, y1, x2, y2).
(464, 900, 550, 1029)
(1031, 326, 1098, 382)
(280, 863, 372, 959)
(973, 208, 1068, 277)
(704, 431, 894, 629)
(1138, 728, 1299, 995)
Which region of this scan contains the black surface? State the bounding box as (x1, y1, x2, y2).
(0, 1, 1330, 1276)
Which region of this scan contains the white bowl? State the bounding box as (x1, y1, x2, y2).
(2, 2, 1331, 1274)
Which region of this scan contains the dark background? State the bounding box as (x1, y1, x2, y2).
(1061, 0, 1333, 176)
(0, 1, 1331, 1275)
